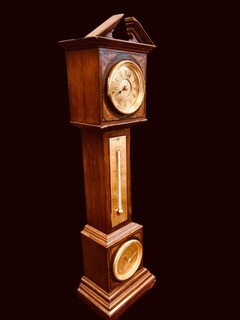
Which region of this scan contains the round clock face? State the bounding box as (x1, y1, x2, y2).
(113, 239, 143, 281)
(107, 60, 145, 115)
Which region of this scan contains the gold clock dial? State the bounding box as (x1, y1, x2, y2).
(107, 60, 145, 115)
(113, 239, 143, 281)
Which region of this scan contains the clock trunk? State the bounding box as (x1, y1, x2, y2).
(81, 127, 132, 234)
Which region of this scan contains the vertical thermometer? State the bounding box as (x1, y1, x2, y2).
(109, 136, 128, 227)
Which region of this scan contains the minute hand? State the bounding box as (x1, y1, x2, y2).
(128, 251, 137, 263)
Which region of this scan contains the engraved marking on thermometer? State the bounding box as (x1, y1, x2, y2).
(117, 149, 123, 214)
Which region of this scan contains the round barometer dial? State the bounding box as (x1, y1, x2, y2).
(107, 60, 145, 115)
(113, 239, 143, 281)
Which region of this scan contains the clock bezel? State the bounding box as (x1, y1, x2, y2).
(113, 239, 143, 281)
(107, 59, 145, 115)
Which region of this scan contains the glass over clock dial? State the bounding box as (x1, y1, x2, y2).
(107, 60, 145, 115)
(113, 239, 143, 281)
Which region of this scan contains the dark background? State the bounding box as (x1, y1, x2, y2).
(3, 1, 232, 319)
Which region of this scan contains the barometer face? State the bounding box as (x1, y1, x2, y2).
(113, 239, 143, 281)
(107, 60, 145, 115)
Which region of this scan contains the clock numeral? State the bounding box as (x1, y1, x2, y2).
(128, 98, 133, 105)
(127, 70, 131, 78)
(111, 84, 119, 90)
(116, 95, 122, 104)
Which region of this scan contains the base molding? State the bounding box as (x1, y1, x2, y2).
(77, 267, 156, 320)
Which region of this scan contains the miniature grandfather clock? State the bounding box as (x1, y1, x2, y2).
(59, 14, 156, 319)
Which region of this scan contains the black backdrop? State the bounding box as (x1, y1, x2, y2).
(3, 1, 230, 319)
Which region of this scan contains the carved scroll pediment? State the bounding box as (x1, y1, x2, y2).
(84, 13, 155, 46)
(85, 14, 124, 38)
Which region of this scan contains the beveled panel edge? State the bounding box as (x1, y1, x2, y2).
(81, 222, 143, 248)
(70, 118, 147, 129)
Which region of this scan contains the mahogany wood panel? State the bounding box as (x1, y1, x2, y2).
(65, 48, 100, 125)
(81, 235, 109, 291)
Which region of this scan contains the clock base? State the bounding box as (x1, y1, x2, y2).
(78, 267, 156, 320)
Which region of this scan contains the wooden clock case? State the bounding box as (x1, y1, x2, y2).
(59, 14, 156, 320)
